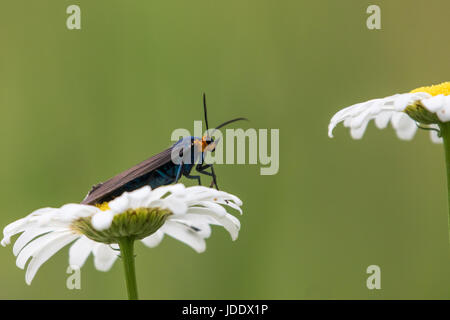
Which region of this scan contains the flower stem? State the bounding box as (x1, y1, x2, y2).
(118, 237, 139, 300)
(439, 123, 450, 243)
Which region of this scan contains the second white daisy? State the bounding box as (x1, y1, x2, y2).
(328, 81, 450, 142)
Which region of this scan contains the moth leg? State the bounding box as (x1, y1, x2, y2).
(196, 164, 219, 189)
(175, 163, 183, 182)
(184, 173, 202, 185)
(210, 166, 220, 190)
(195, 163, 212, 176)
(196, 165, 221, 191)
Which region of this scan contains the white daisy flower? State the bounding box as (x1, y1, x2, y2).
(328, 81, 450, 142)
(328, 81, 450, 248)
(1, 184, 242, 286)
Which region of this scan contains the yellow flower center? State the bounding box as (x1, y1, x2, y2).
(410, 81, 450, 96)
(95, 202, 110, 211)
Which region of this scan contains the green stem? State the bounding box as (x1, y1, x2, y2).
(118, 237, 139, 300)
(439, 123, 450, 243)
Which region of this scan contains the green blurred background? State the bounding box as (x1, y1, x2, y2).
(1, 0, 449, 299)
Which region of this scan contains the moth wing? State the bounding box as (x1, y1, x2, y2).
(81, 146, 176, 205)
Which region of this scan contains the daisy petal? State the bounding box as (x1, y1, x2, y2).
(422, 95, 445, 112)
(374, 111, 393, 129)
(13, 226, 57, 256)
(161, 221, 206, 253)
(91, 211, 115, 231)
(93, 244, 118, 272)
(69, 236, 95, 268)
(328, 92, 433, 140)
(186, 207, 240, 241)
(169, 216, 212, 239)
(108, 194, 130, 213)
(25, 233, 78, 285)
(350, 121, 369, 140)
(16, 231, 71, 269)
(127, 186, 152, 209)
(429, 124, 443, 144)
(391, 113, 417, 140)
(141, 230, 164, 248)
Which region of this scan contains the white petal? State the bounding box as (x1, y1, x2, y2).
(1, 208, 56, 246)
(216, 199, 243, 215)
(16, 231, 72, 269)
(93, 244, 118, 271)
(25, 233, 78, 285)
(161, 221, 206, 253)
(58, 204, 100, 221)
(186, 207, 240, 241)
(185, 187, 243, 209)
(350, 121, 369, 140)
(169, 216, 212, 239)
(392, 93, 415, 111)
(217, 191, 243, 207)
(69, 236, 95, 268)
(434, 96, 450, 122)
(91, 211, 115, 231)
(140, 230, 164, 248)
(383, 92, 429, 111)
(374, 111, 393, 129)
(328, 92, 430, 139)
(391, 113, 417, 140)
(429, 124, 443, 144)
(108, 193, 130, 213)
(127, 186, 152, 209)
(348, 100, 380, 128)
(422, 95, 445, 112)
(2, 218, 28, 246)
(183, 187, 217, 202)
(329, 100, 384, 138)
(160, 197, 188, 215)
(180, 212, 217, 225)
(144, 184, 186, 205)
(13, 226, 57, 256)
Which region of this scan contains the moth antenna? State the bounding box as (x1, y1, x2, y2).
(203, 93, 210, 137)
(210, 117, 249, 136)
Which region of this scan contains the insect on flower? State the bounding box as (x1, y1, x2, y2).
(1, 184, 243, 285)
(1, 95, 245, 297)
(82, 94, 248, 205)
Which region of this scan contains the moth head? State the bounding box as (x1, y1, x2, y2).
(199, 135, 217, 153)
